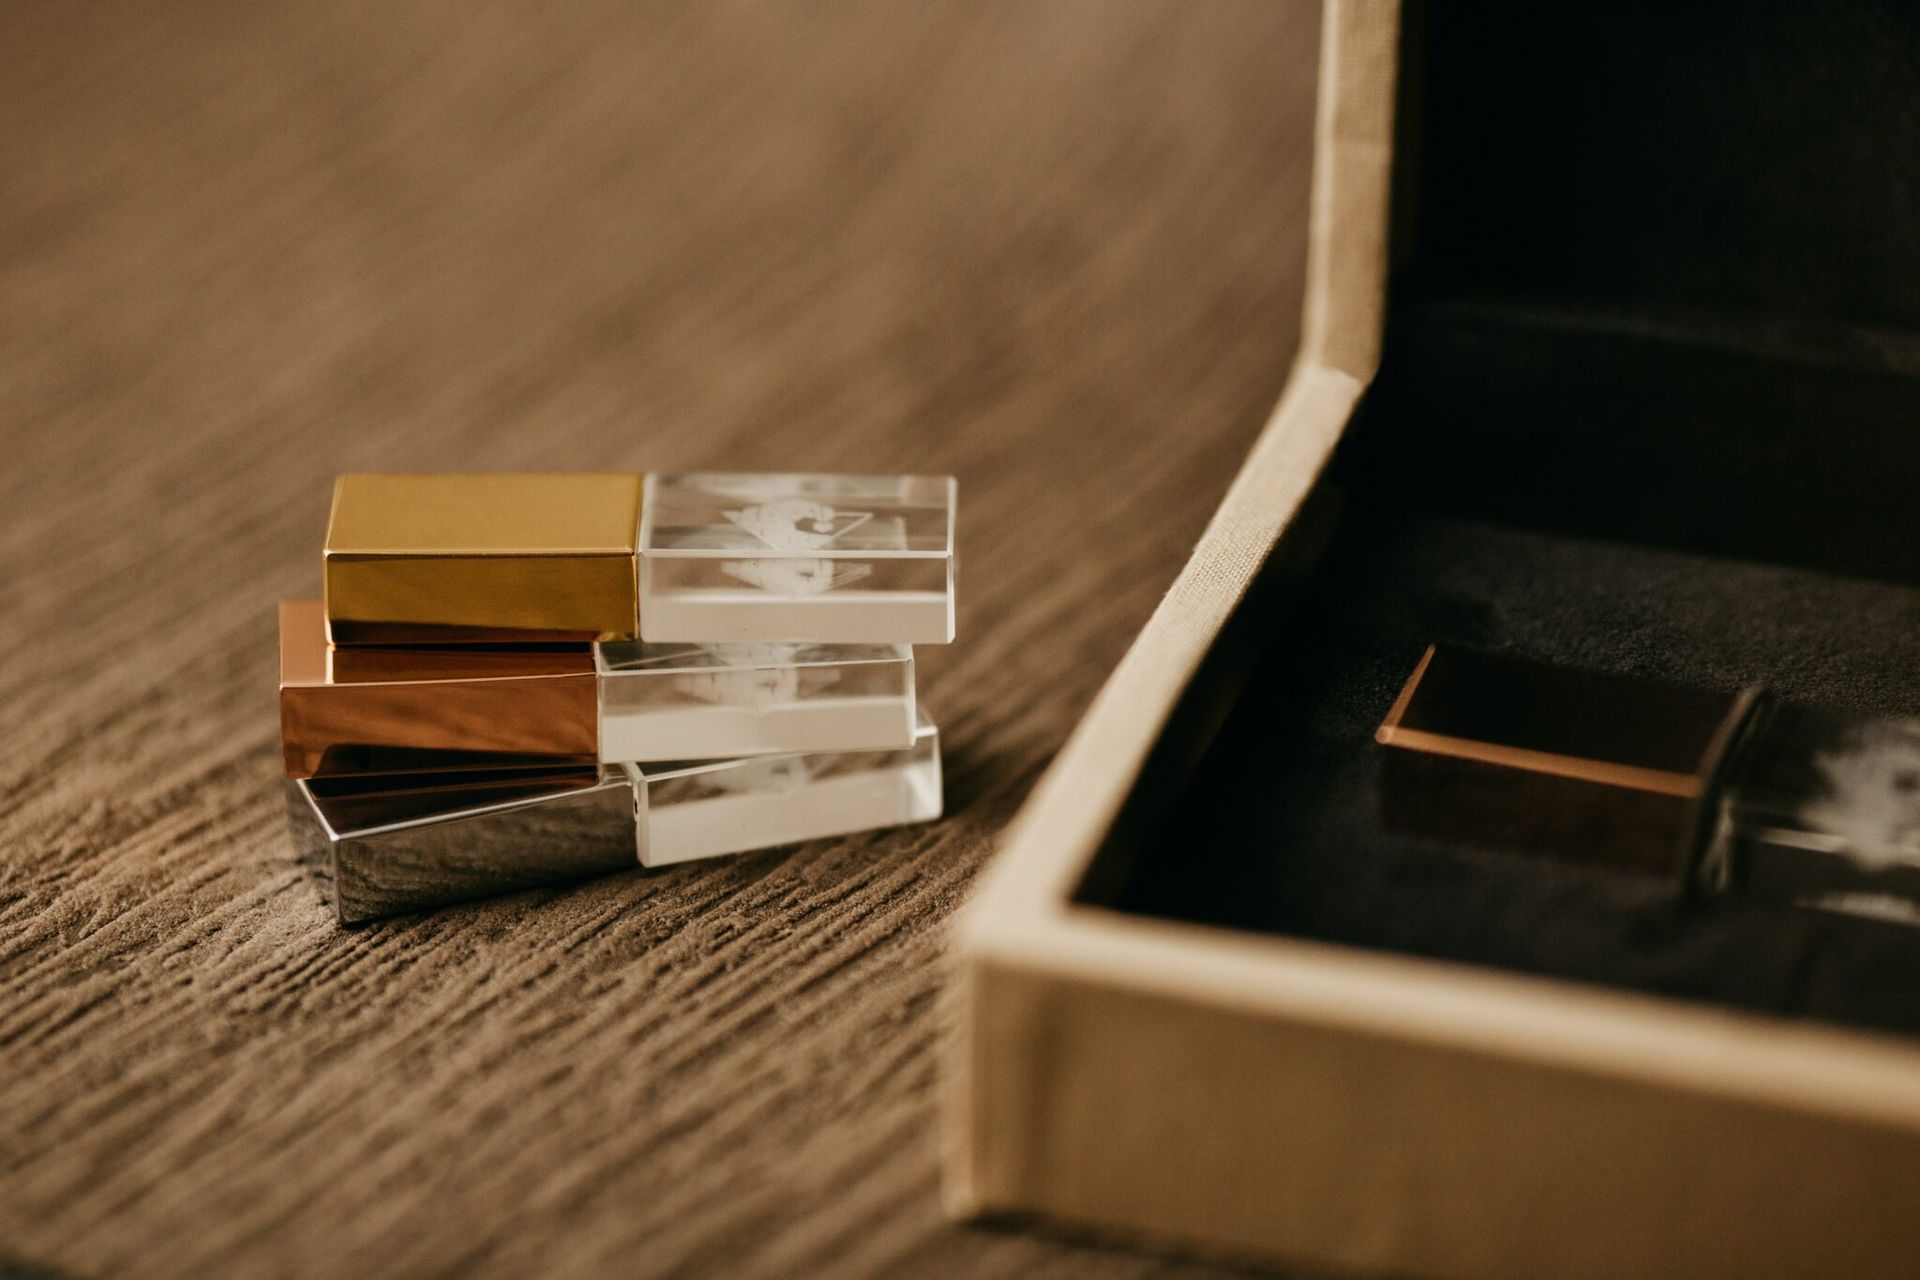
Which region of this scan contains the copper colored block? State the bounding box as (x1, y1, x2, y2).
(278, 600, 598, 778)
(1375, 645, 1740, 875)
(323, 473, 643, 644)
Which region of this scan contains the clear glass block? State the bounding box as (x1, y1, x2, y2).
(628, 712, 942, 867)
(1698, 702, 1920, 925)
(595, 640, 915, 762)
(639, 472, 956, 644)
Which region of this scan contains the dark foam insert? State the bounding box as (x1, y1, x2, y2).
(1392, 0, 1920, 331)
(1090, 509, 1920, 1039)
(1076, 0, 1920, 1039)
(1370, 0, 1920, 585)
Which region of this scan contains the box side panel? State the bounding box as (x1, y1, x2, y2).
(1300, 0, 1400, 380)
(948, 361, 1365, 1249)
(954, 943, 1920, 1280)
(955, 361, 1364, 934)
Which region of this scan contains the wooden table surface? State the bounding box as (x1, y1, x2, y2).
(0, 3, 1316, 1275)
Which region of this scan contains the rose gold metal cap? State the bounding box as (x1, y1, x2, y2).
(1375, 645, 1741, 875)
(278, 600, 598, 778)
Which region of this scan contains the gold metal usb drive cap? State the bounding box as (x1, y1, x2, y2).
(323, 473, 644, 644)
(278, 600, 598, 779)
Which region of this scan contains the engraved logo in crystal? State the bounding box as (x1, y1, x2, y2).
(723, 499, 872, 550)
(676, 643, 842, 710)
(707, 754, 815, 794)
(720, 499, 874, 596)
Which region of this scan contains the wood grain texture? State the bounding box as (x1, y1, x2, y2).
(0, 2, 1317, 1276)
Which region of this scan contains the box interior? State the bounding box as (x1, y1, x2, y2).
(1077, 0, 1920, 1040)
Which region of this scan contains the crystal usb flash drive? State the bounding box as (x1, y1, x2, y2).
(1378, 645, 1920, 925)
(280, 601, 917, 777)
(285, 715, 943, 924)
(637, 472, 956, 644)
(594, 639, 915, 763)
(322, 471, 958, 648)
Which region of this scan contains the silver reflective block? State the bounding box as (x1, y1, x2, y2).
(286, 768, 641, 925)
(285, 714, 945, 924)
(638, 472, 957, 644)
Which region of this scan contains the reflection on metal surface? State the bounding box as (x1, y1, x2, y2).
(324, 473, 643, 643)
(285, 715, 945, 924)
(287, 767, 640, 926)
(279, 600, 597, 778)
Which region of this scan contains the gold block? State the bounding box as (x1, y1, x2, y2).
(323, 473, 643, 643)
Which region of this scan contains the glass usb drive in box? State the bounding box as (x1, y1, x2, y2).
(286, 715, 943, 924)
(281, 601, 917, 775)
(324, 473, 644, 644)
(638, 472, 956, 644)
(1377, 645, 1920, 925)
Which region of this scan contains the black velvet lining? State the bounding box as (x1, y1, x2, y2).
(1094, 506, 1920, 1039)
(1364, 297, 1920, 586)
(1077, 0, 1920, 1040)
(1393, 0, 1920, 332)
(1372, 0, 1920, 584)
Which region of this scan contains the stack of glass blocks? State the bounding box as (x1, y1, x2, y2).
(280, 472, 955, 924)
